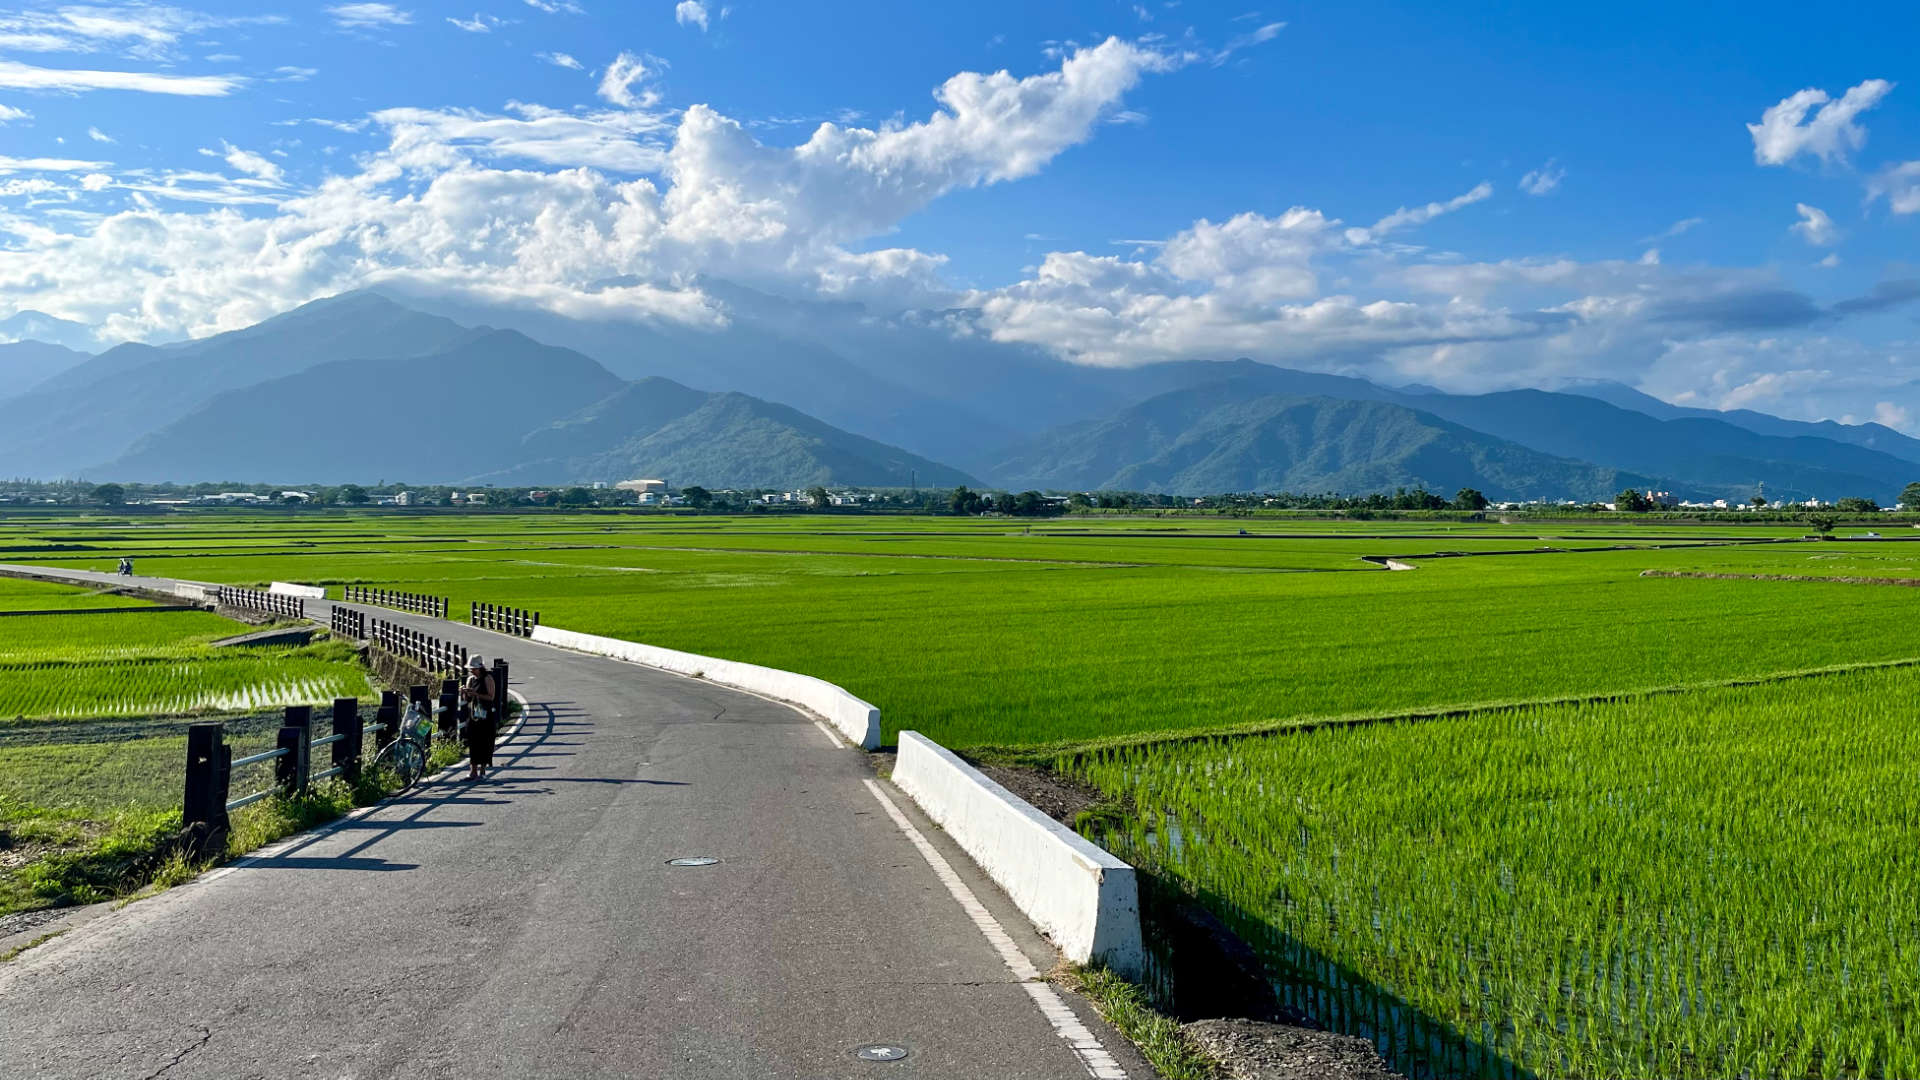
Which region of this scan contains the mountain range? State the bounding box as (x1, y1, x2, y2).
(2, 287, 1916, 502)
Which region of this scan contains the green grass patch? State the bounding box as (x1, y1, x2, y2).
(1067, 965, 1222, 1080)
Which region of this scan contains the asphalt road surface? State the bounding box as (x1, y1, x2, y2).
(0, 567, 1152, 1079)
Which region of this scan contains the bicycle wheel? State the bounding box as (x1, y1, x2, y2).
(373, 738, 426, 790)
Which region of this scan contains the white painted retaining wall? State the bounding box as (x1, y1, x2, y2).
(269, 581, 327, 599)
(528, 624, 882, 749)
(891, 731, 1143, 978)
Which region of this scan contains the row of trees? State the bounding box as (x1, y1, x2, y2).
(946, 487, 1063, 517)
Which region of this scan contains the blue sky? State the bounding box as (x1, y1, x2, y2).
(0, 0, 1917, 427)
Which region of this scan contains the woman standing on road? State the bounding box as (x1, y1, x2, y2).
(462, 655, 497, 781)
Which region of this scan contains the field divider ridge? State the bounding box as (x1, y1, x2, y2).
(527, 623, 881, 749)
(994, 652, 1920, 759)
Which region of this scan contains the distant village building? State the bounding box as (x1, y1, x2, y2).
(617, 478, 669, 495)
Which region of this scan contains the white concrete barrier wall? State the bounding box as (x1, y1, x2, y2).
(891, 731, 1144, 978)
(268, 581, 327, 599)
(529, 624, 882, 750)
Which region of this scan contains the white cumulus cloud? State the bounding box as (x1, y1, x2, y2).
(0, 104, 31, 123)
(538, 51, 583, 70)
(0, 39, 1172, 341)
(675, 1, 709, 30)
(597, 51, 658, 108)
(1748, 78, 1893, 166)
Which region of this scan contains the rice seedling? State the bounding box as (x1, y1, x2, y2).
(1064, 667, 1920, 1079)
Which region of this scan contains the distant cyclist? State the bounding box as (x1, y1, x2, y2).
(461, 655, 498, 781)
(117, 558, 133, 576)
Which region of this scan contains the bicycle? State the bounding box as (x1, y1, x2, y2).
(370, 703, 434, 790)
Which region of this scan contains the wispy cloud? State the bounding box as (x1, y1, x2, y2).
(1212, 20, 1282, 65)
(328, 4, 413, 29)
(0, 59, 242, 96)
(537, 51, 583, 70)
(0, 154, 111, 173)
(0, 103, 30, 123)
(1640, 216, 1703, 243)
(271, 66, 317, 82)
(448, 13, 506, 33)
(675, 1, 709, 31)
(524, 0, 584, 12)
(0, 7, 284, 62)
(1518, 159, 1564, 196)
(86, 125, 113, 143)
(1790, 202, 1839, 246)
(1348, 181, 1493, 244)
(1868, 161, 1920, 215)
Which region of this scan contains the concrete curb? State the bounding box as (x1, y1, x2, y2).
(529, 624, 882, 749)
(891, 731, 1144, 978)
(268, 581, 326, 599)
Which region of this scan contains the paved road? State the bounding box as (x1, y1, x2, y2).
(0, 567, 1150, 1079)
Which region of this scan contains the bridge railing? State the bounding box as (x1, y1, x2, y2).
(342, 585, 448, 619)
(329, 606, 368, 639)
(472, 601, 539, 637)
(213, 585, 304, 619)
(366, 615, 469, 675)
(182, 665, 507, 856)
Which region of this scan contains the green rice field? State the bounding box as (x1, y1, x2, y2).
(3, 509, 1915, 1076)
(0, 578, 371, 722)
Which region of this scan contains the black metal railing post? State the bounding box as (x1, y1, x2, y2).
(183, 722, 231, 858)
(438, 679, 459, 740)
(332, 697, 362, 785)
(276, 704, 312, 796)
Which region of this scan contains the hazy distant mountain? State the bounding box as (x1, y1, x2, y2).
(105, 331, 975, 488)
(997, 364, 1918, 502)
(0, 294, 470, 477)
(0, 310, 97, 353)
(493, 379, 976, 488)
(1559, 379, 1920, 465)
(990, 383, 1665, 500)
(0, 340, 90, 402)
(26, 287, 1920, 502)
(1399, 388, 1916, 503)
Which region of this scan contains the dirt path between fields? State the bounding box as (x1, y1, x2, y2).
(1641, 569, 1920, 586)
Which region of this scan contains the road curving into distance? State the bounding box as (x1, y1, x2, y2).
(0, 566, 1148, 1079)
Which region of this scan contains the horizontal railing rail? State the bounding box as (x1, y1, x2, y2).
(342, 585, 448, 619)
(471, 601, 539, 637)
(213, 585, 305, 619)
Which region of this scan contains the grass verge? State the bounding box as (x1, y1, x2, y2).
(1, 749, 442, 925)
(1063, 965, 1221, 1080)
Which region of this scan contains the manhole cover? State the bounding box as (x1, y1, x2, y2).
(666, 856, 720, 867)
(854, 1044, 909, 1062)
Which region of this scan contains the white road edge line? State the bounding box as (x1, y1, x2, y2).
(810, 718, 843, 747)
(861, 778, 1130, 1080)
